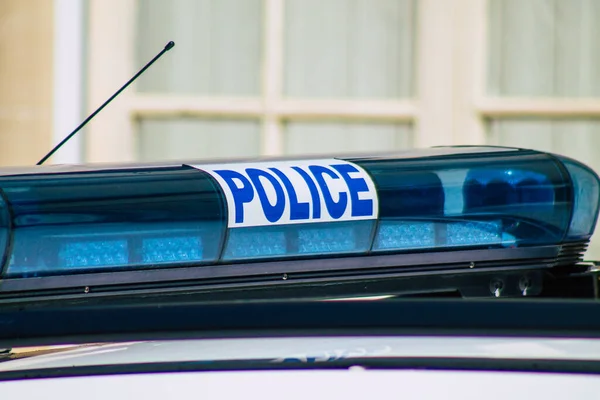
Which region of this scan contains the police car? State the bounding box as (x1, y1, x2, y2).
(0, 145, 598, 398)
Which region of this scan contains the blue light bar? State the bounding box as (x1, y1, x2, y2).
(0, 146, 597, 278)
(2, 169, 225, 277)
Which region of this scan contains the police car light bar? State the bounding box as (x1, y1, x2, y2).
(0, 146, 597, 299)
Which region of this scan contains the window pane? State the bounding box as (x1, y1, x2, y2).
(284, 121, 412, 156)
(284, 0, 415, 98)
(138, 118, 260, 161)
(489, 0, 600, 96)
(488, 118, 600, 258)
(136, 0, 262, 95)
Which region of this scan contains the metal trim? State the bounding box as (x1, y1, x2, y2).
(0, 245, 560, 293)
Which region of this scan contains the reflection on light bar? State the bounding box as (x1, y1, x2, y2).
(561, 157, 600, 239)
(323, 295, 397, 302)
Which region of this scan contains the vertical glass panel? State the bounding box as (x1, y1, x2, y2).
(489, 0, 600, 96)
(284, 0, 415, 98)
(284, 121, 412, 156)
(138, 118, 261, 161)
(136, 0, 262, 95)
(488, 118, 600, 258)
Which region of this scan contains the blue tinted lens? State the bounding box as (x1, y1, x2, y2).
(446, 221, 503, 246)
(224, 230, 287, 259)
(373, 220, 505, 251)
(359, 152, 571, 252)
(58, 240, 128, 269)
(463, 169, 553, 212)
(142, 236, 203, 264)
(223, 221, 375, 261)
(3, 167, 226, 277)
(377, 172, 445, 217)
(374, 222, 435, 250)
(298, 225, 361, 254)
(560, 157, 600, 238)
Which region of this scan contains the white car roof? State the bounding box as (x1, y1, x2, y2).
(2, 335, 600, 372)
(1, 369, 599, 400)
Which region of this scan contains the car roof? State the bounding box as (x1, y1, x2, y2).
(1, 368, 599, 400)
(2, 335, 600, 372)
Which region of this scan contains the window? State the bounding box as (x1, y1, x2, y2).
(119, 0, 416, 162)
(485, 0, 600, 258)
(284, 121, 411, 155)
(283, 0, 414, 99)
(138, 118, 261, 161)
(86, 0, 600, 259)
(136, 0, 263, 96)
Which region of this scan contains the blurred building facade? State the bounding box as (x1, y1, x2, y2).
(2, 0, 600, 255)
(0, 0, 54, 166)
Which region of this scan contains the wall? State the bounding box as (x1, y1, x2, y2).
(0, 0, 53, 166)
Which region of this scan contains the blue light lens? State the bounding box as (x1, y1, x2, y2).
(359, 151, 572, 253)
(223, 221, 375, 261)
(446, 221, 503, 246)
(142, 236, 203, 264)
(298, 225, 361, 254)
(374, 222, 435, 250)
(376, 171, 445, 217)
(463, 169, 553, 210)
(59, 240, 128, 269)
(2, 167, 226, 277)
(560, 157, 600, 239)
(224, 230, 287, 259)
(373, 220, 505, 251)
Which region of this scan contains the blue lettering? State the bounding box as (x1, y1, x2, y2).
(246, 168, 286, 223)
(270, 168, 309, 220)
(292, 167, 321, 218)
(331, 164, 373, 217)
(309, 165, 348, 219)
(214, 170, 254, 224)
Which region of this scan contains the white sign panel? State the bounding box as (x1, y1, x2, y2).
(192, 159, 379, 228)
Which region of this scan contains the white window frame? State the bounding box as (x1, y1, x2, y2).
(86, 0, 419, 162)
(85, 0, 600, 164)
(52, 0, 85, 164)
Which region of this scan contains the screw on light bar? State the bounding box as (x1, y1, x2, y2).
(0, 146, 597, 279)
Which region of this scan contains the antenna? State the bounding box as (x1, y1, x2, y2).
(37, 41, 176, 165)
